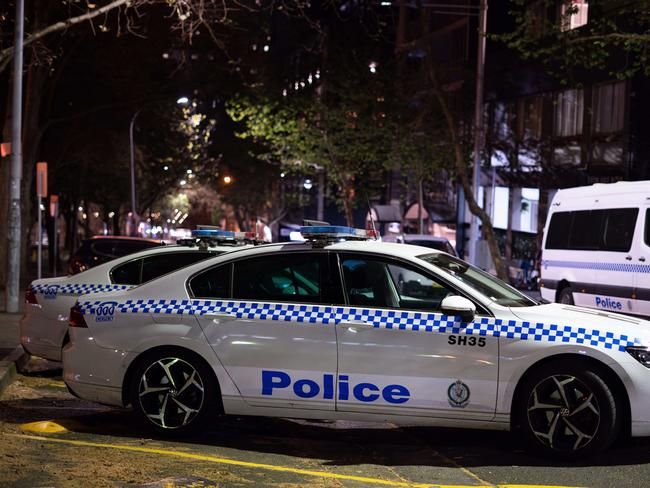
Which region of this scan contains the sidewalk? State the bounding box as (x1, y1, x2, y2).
(0, 312, 30, 396)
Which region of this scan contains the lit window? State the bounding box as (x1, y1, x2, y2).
(592, 81, 626, 134)
(560, 1, 588, 31)
(554, 88, 584, 137)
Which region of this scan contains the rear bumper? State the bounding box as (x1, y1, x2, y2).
(64, 379, 123, 407)
(19, 307, 66, 362)
(62, 327, 129, 407)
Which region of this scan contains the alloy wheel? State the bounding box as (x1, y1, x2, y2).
(138, 357, 205, 430)
(527, 374, 600, 452)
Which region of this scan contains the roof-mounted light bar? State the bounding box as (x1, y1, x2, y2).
(300, 221, 378, 242)
(177, 226, 258, 248)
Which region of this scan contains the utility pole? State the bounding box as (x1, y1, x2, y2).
(467, 0, 487, 266)
(7, 0, 25, 313)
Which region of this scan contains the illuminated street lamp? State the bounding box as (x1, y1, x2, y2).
(223, 175, 232, 184)
(176, 96, 189, 105)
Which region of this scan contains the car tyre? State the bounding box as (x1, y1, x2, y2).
(130, 349, 219, 437)
(559, 286, 574, 305)
(517, 360, 620, 460)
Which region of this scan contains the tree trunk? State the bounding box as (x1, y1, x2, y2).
(417, 178, 424, 234)
(505, 184, 514, 265)
(418, 11, 508, 280)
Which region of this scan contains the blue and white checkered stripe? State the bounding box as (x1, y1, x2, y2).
(77, 299, 641, 352)
(32, 283, 133, 296)
(543, 260, 650, 274)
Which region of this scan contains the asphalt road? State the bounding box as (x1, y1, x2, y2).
(2, 357, 650, 488)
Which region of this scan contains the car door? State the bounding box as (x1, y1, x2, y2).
(595, 208, 640, 314)
(333, 253, 498, 420)
(635, 207, 650, 317)
(193, 251, 340, 411)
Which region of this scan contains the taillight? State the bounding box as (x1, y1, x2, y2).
(68, 257, 87, 275)
(69, 305, 87, 328)
(25, 287, 38, 305)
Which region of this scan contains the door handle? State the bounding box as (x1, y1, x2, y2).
(341, 320, 371, 327)
(625, 255, 632, 261)
(640, 257, 647, 262)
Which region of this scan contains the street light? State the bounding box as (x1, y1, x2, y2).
(128, 95, 191, 235)
(223, 175, 232, 184)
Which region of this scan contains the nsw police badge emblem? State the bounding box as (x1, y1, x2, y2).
(447, 379, 470, 408)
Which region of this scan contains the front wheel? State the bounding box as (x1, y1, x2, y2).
(559, 286, 574, 305)
(130, 349, 219, 437)
(517, 361, 620, 460)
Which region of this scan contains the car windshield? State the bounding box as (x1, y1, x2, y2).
(417, 253, 537, 307)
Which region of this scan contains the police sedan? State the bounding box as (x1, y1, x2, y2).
(63, 225, 650, 459)
(22, 229, 254, 361)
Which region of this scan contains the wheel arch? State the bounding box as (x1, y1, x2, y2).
(510, 353, 631, 437)
(121, 345, 224, 413)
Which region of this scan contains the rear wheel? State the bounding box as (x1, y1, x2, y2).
(559, 286, 574, 305)
(517, 361, 620, 460)
(130, 349, 219, 437)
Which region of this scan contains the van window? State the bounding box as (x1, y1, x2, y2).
(645, 209, 650, 247)
(567, 210, 603, 250)
(545, 212, 572, 249)
(602, 208, 639, 252)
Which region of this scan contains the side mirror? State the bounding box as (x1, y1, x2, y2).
(441, 295, 476, 323)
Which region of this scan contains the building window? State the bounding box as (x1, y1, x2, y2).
(491, 102, 515, 141)
(517, 95, 543, 140)
(560, 1, 589, 31)
(554, 88, 583, 137)
(592, 81, 626, 134)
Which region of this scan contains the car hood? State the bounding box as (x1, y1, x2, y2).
(509, 303, 650, 344)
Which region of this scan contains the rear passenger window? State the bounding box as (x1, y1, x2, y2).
(189, 264, 231, 299)
(602, 208, 639, 252)
(646, 209, 650, 247)
(111, 259, 142, 285)
(141, 251, 215, 283)
(233, 254, 324, 303)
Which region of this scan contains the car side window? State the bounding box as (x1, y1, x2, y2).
(646, 209, 650, 247)
(189, 264, 231, 299)
(111, 259, 142, 285)
(141, 251, 217, 283)
(339, 255, 454, 311)
(232, 253, 324, 303)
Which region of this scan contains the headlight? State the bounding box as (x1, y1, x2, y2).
(625, 346, 650, 368)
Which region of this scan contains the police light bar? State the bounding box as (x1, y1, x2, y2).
(177, 227, 257, 247)
(300, 225, 378, 241)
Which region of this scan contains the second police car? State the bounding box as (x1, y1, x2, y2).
(22, 229, 254, 361)
(63, 225, 650, 459)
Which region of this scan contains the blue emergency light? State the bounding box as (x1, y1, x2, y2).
(191, 229, 236, 239)
(299, 225, 378, 241)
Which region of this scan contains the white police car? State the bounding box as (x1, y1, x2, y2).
(22, 229, 255, 361)
(63, 225, 650, 458)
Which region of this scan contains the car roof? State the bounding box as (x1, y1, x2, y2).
(401, 234, 448, 242)
(86, 235, 163, 244)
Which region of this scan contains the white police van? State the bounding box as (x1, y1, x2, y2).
(62, 223, 650, 458)
(540, 181, 650, 318)
(21, 229, 255, 361)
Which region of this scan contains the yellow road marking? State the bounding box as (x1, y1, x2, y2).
(9, 433, 580, 488)
(20, 421, 68, 433)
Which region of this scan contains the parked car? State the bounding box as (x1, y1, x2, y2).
(383, 233, 457, 256)
(540, 180, 650, 317)
(68, 236, 165, 275)
(63, 224, 650, 459)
